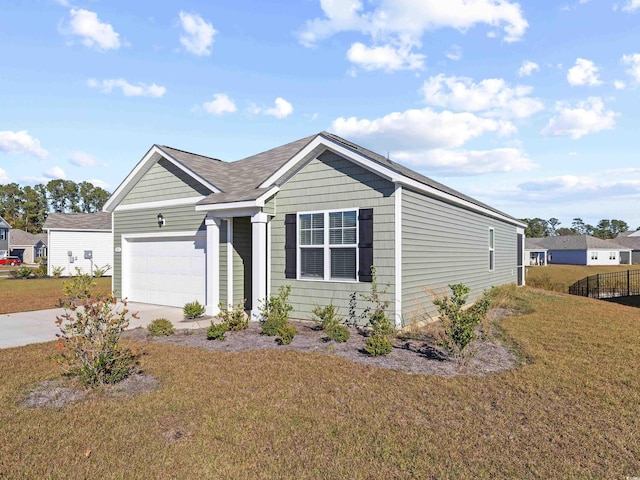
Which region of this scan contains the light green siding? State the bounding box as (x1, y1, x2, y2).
(219, 220, 228, 306)
(121, 158, 210, 205)
(263, 195, 276, 215)
(233, 217, 252, 309)
(271, 151, 396, 324)
(401, 188, 518, 325)
(113, 205, 207, 298)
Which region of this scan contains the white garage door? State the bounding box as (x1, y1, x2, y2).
(123, 236, 206, 307)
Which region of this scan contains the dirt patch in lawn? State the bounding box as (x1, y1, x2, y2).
(122, 308, 520, 378)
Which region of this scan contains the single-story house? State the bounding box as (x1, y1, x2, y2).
(9, 229, 47, 264)
(611, 231, 640, 264)
(103, 132, 526, 328)
(527, 234, 631, 266)
(524, 238, 548, 266)
(0, 215, 10, 255)
(43, 212, 113, 277)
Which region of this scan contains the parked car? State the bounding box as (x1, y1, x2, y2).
(0, 256, 22, 266)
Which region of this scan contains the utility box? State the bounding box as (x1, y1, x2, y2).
(84, 250, 93, 260)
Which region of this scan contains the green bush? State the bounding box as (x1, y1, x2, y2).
(311, 303, 342, 330)
(93, 264, 111, 278)
(34, 263, 47, 278)
(259, 285, 293, 336)
(13, 266, 34, 279)
(325, 323, 350, 343)
(218, 301, 248, 331)
(364, 333, 392, 356)
(183, 300, 206, 319)
(62, 268, 96, 305)
(52, 266, 65, 278)
(277, 323, 297, 345)
(433, 284, 492, 358)
(54, 294, 136, 387)
(207, 322, 228, 341)
(147, 318, 175, 336)
(369, 308, 395, 336)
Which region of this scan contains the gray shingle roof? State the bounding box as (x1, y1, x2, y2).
(9, 229, 46, 247)
(43, 212, 112, 231)
(157, 132, 519, 222)
(531, 235, 629, 250)
(525, 238, 547, 249)
(610, 234, 640, 250)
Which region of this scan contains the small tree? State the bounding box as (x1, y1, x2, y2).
(433, 284, 491, 358)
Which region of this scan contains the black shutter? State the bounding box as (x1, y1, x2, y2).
(358, 208, 373, 282)
(285, 214, 297, 279)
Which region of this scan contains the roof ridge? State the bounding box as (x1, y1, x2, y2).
(159, 144, 224, 163)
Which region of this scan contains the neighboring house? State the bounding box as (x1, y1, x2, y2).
(9, 229, 47, 264)
(611, 231, 640, 264)
(43, 212, 113, 277)
(0, 215, 10, 256)
(103, 132, 526, 328)
(527, 235, 631, 266)
(524, 238, 548, 266)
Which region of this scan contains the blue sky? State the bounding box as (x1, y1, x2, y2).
(1, 0, 640, 229)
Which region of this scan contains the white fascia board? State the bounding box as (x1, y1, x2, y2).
(103, 145, 221, 212)
(194, 186, 280, 213)
(121, 230, 205, 240)
(259, 135, 523, 228)
(114, 196, 205, 212)
(255, 186, 279, 205)
(43, 228, 112, 232)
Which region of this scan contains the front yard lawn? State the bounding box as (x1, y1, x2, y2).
(0, 287, 639, 478)
(0, 277, 111, 314)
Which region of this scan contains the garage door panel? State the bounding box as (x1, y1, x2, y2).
(124, 236, 206, 307)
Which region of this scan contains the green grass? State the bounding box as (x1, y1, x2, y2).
(0, 277, 112, 314)
(1, 286, 639, 478)
(526, 264, 640, 292)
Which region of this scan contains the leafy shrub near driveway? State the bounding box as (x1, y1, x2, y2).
(183, 300, 206, 319)
(147, 318, 175, 336)
(93, 264, 111, 278)
(207, 322, 228, 341)
(11, 266, 34, 279)
(61, 268, 96, 306)
(52, 266, 64, 278)
(217, 301, 248, 331)
(54, 294, 137, 387)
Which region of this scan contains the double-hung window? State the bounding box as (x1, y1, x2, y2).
(488, 228, 495, 271)
(299, 210, 357, 280)
(0, 229, 6, 241)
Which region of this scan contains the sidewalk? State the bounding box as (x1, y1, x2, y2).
(0, 302, 209, 349)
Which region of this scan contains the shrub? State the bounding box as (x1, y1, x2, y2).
(433, 284, 491, 358)
(325, 323, 350, 343)
(93, 264, 111, 278)
(34, 263, 47, 278)
(147, 318, 175, 336)
(54, 294, 137, 387)
(207, 322, 228, 341)
(12, 266, 33, 279)
(364, 333, 392, 356)
(183, 300, 206, 319)
(369, 308, 395, 336)
(276, 323, 297, 345)
(311, 303, 342, 330)
(62, 268, 96, 305)
(218, 301, 248, 331)
(52, 266, 64, 278)
(259, 285, 293, 337)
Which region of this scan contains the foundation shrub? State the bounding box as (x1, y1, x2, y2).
(218, 301, 248, 331)
(147, 318, 175, 336)
(364, 333, 392, 356)
(325, 323, 350, 343)
(207, 322, 228, 341)
(259, 285, 293, 337)
(276, 323, 297, 345)
(183, 300, 205, 319)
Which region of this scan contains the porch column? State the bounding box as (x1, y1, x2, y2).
(251, 212, 269, 321)
(205, 216, 220, 316)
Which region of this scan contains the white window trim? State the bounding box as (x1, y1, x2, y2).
(489, 227, 495, 272)
(297, 208, 359, 283)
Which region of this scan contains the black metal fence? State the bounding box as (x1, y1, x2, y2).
(568, 269, 640, 299)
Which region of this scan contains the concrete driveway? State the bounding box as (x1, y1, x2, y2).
(0, 302, 210, 349)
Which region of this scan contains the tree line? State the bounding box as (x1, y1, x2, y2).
(0, 180, 110, 234)
(520, 217, 635, 239)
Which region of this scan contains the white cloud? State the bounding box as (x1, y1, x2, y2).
(45, 166, 66, 179)
(445, 44, 462, 61)
(567, 58, 603, 86)
(69, 151, 105, 167)
(88, 179, 110, 189)
(621, 0, 640, 11)
(621, 53, 640, 82)
(298, 0, 527, 72)
(87, 78, 166, 97)
(65, 9, 121, 51)
(264, 97, 294, 118)
(179, 11, 216, 56)
(393, 147, 536, 175)
(202, 94, 237, 115)
(0, 168, 9, 183)
(541, 97, 617, 139)
(0, 130, 48, 158)
(518, 60, 539, 77)
(331, 107, 513, 151)
(421, 74, 544, 119)
(347, 42, 425, 71)
(614, 80, 627, 89)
